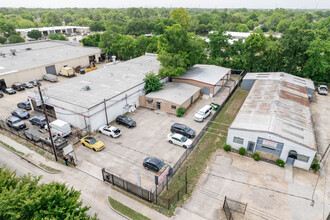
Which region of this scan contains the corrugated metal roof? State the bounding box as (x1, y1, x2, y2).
(146, 83, 200, 105)
(230, 80, 316, 150)
(173, 64, 231, 85)
(243, 72, 315, 91)
(0, 40, 100, 76)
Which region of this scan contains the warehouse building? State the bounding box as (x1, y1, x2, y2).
(16, 26, 90, 37)
(0, 40, 101, 88)
(139, 83, 201, 114)
(227, 79, 317, 170)
(172, 64, 231, 96)
(38, 54, 161, 131)
(242, 72, 315, 99)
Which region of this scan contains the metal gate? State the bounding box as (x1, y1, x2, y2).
(45, 65, 56, 75)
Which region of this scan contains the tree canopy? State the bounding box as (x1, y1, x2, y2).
(0, 166, 97, 219)
(27, 30, 42, 40)
(143, 72, 164, 94)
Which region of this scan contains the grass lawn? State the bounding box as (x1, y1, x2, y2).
(108, 196, 150, 220)
(158, 87, 249, 213)
(0, 139, 25, 156)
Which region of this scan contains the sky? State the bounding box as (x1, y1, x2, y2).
(0, 0, 329, 9)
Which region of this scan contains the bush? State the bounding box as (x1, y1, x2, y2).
(252, 153, 260, 161)
(223, 145, 231, 152)
(176, 107, 186, 117)
(276, 159, 285, 167)
(238, 147, 246, 155)
(311, 156, 321, 172)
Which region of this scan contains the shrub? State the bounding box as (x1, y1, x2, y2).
(223, 145, 231, 152)
(252, 153, 260, 161)
(311, 156, 321, 172)
(238, 147, 246, 155)
(276, 159, 285, 167)
(176, 107, 186, 117)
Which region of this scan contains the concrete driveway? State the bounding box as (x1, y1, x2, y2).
(74, 81, 236, 192)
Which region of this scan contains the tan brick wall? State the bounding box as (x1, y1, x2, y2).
(172, 78, 214, 95)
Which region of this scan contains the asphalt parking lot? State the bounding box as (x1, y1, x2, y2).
(75, 81, 236, 191)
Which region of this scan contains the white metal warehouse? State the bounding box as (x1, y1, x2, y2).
(172, 64, 231, 96)
(227, 78, 317, 170)
(43, 54, 161, 131)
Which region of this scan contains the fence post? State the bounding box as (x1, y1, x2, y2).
(177, 190, 179, 201)
(168, 199, 170, 210)
(111, 174, 114, 185)
(185, 168, 188, 194)
(155, 186, 158, 204)
(101, 168, 105, 181)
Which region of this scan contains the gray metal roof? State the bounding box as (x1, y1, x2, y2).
(46, 54, 161, 109)
(174, 64, 231, 85)
(230, 80, 316, 150)
(146, 83, 200, 105)
(0, 40, 100, 76)
(243, 72, 315, 91)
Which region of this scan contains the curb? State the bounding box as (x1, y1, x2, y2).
(0, 144, 62, 174)
(107, 196, 132, 220)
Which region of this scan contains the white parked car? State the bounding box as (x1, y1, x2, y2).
(99, 125, 121, 138)
(317, 85, 328, 95)
(43, 74, 57, 82)
(194, 105, 212, 122)
(167, 133, 193, 149)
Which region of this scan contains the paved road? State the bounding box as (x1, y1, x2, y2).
(0, 146, 124, 220)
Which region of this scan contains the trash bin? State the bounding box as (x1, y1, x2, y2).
(210, 103, 219, 111)
(80, 69, 85, 74)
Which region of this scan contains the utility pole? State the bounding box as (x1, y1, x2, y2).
(104, 99, 108, 124)
(38, 85, 58, 161)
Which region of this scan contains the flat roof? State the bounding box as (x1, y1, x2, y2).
(16, 26, 89, 32)
(0, 40, 100, 76)
(230, 80, 316, 150)
(146, 83, 200, 105)
(174, 64, 231, 86)
(46, 54, 161, 109)
(244, 72, 315, 90)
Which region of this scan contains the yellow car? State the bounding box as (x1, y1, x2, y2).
(80, 136, 104, 151)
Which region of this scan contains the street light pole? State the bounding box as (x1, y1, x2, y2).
(37, 85, 58, 161)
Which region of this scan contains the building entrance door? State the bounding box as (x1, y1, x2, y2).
(157, 102, 161, 110)
(286, 150, 297, 165)
(247, 141, 255, 153)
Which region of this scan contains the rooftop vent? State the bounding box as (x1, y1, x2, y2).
(83, 86, 91, 91)
(26, 48, 32, 50)
(10, 49, 16, 56)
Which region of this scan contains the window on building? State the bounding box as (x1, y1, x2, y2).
(171, 105, 176, 109)
(261, 146, 276, 151)
(296, 154, 309, 163)
(233, 137, 244, 145)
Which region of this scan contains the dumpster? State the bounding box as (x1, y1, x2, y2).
(210, 103, 219, 111)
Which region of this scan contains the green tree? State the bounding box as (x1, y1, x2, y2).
(27, 30, 42, 40)
(302, 38, 330, 82)
(0, 36, 6, 44)
(126, 18, 152, 36)
(277, 19, 291, 33)
(170, 8, 190, 30)
(0, 166, 96, 219)
(143, 72, 164, 94)
(89, 21, 105, 32)
(48, 33, 68, 41)
(127, 8, 143, 18)
(41, 12, 62, 26)
(17, 19, 35, 28)
(0, 20, 16, 37)
(207, 29, 232, 66)
(82, 33, 101, 47)
(21, 13, 34, 22)
(8, 35, 25, 44)
(244, 32, 267, 71)
(63, 14, 74, 24)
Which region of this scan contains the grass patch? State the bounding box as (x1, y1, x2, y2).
(0, 140, 25, 156)
(39, 163, 62, 173)
(111, 186, 172, 217)
(108, 196, 150, 220)
(159, 87, 249, 213)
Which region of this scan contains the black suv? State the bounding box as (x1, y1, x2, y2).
(29, 115, 47, 128)
(116, 115, 136, 128)
(170, 123, 196, 138)
(6, 116, 26, 130)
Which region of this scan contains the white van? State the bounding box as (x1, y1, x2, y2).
(194, 105, 212, 122)
(45, 120, 72, 137)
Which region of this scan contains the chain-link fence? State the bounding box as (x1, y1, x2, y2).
(0, 119, 69, 163)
